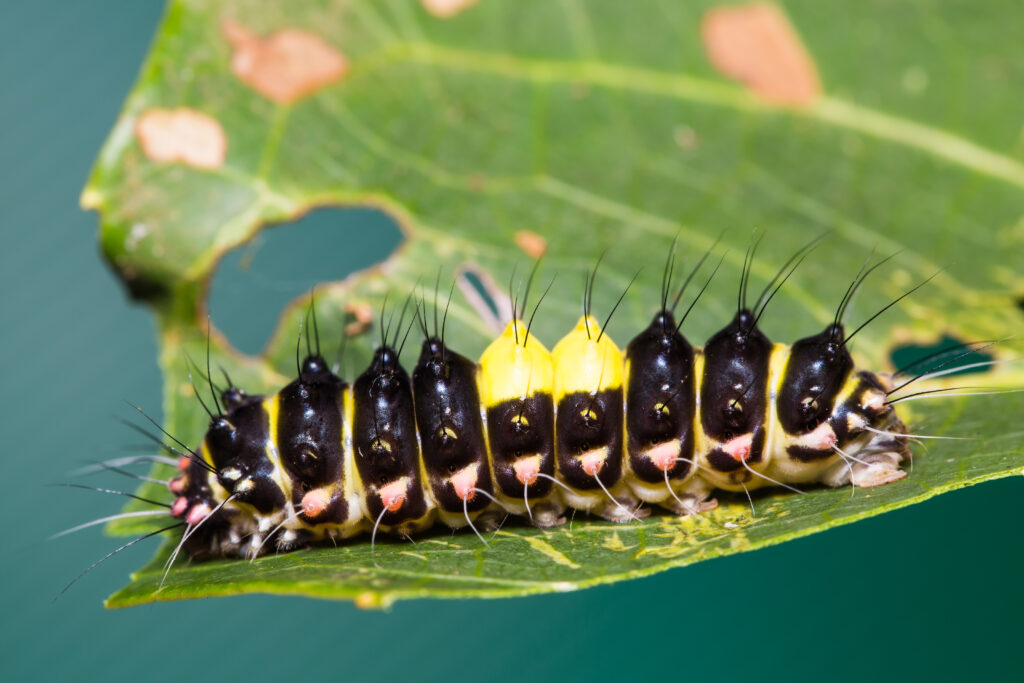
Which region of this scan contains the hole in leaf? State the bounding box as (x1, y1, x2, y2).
(210, 207, 402, 355)
(459, 268, 500, 319)
(890, 335, 995, 380)
(455, 263, 511, 335)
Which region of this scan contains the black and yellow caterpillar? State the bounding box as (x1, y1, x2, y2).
(167, 254, 911, 559)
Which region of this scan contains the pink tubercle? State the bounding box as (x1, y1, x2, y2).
(580, 449, 607, 477)
(301, 488, 331, 518)
(378, 480, 407, 512)
(723, 433, 754, 462)
(646, 441, 681, 471)
(450, 465, 479, 501)
(805, 422, 838, 451)
(513, 456, 541, 485)
(171, 496, 189, 517)
(185, 503, 211, 526)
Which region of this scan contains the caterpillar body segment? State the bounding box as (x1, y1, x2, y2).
(767, 324, 857, 484)
(623, 311, 706, 511)
(697, 309, 773, 491)
(477, 320, 563, 526)
(272, 357, 358, 533)
(412, 335, 494, 528)
(351, 346, 434, 536)
(169, 300, 912, 560)
(551, 315, 633, 518)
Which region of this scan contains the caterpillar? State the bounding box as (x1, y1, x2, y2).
(64, 237, 978, 593)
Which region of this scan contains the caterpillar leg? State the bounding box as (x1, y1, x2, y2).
(824, 417, 910, 489)
(594, 494, 650, 523)
(849, 451, 907, 488)
(662, 494, 718, 517)
(473, 509, 507, 533)
(528, 501, 566, 528)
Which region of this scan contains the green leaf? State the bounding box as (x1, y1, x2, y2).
(82, 0, 1024, 609)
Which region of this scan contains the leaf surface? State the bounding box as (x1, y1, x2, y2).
(81, 0, 1024, 608)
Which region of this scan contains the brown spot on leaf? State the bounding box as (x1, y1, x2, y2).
(673, 125, 699, 150)
(134, 108, 227, 169)
(515, 230, 548, 259)
(421, 0, 478, 19)
(570, 82, 590, 100)
(467, 174, 486, 191)
(222, 19, 348, 104)
(344, 302, 374, 336)
(701, 3, 820, 106)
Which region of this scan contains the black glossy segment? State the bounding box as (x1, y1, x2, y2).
(777, 325, 853, 434)
(625, 312, 696, 483)
(352, 347, 429, 525)
(555, 389, 624, 490)
(700, 309, 772, 468)
(413, 338, 493, 513)
(220, 386, 248, 411)
(204, 397, 286, 514)
(487, 394, 556, 499)
(276, 354, 349, 524)
(786, 443, 834, 462)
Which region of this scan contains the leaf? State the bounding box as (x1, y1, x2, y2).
(81, 0, 1024, 608)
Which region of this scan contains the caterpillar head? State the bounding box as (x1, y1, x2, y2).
(204, 412, 287, 514)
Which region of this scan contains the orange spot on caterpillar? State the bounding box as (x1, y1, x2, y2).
(580, 450, 606, 477)
(171, 497, 188, 517)
(701, 3, 820, 106)
(301, 488, 331, 518)
(646, 441, 681, 471)
(222, 19, 348, 104)
(186, 503, 211, 526)
(450, 465, 478, 501)
(378, 480, 407, 512)
(515, 230, 548, 259)
(722, 433, 753, 461)
(134, 108, 227, 169)
(344, 302, 374, 336)
(513, 456, 541, 485)
(421, 0, 478, 19)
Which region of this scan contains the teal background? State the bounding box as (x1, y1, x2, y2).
(2, 2, 1022, 681)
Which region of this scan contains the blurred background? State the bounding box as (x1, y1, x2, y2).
(2, 2, 1022, 681)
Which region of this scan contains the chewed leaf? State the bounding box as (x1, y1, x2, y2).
(82, 0, 1024, 608)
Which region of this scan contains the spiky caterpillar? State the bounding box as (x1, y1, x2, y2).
(165, 265, 912, 560)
